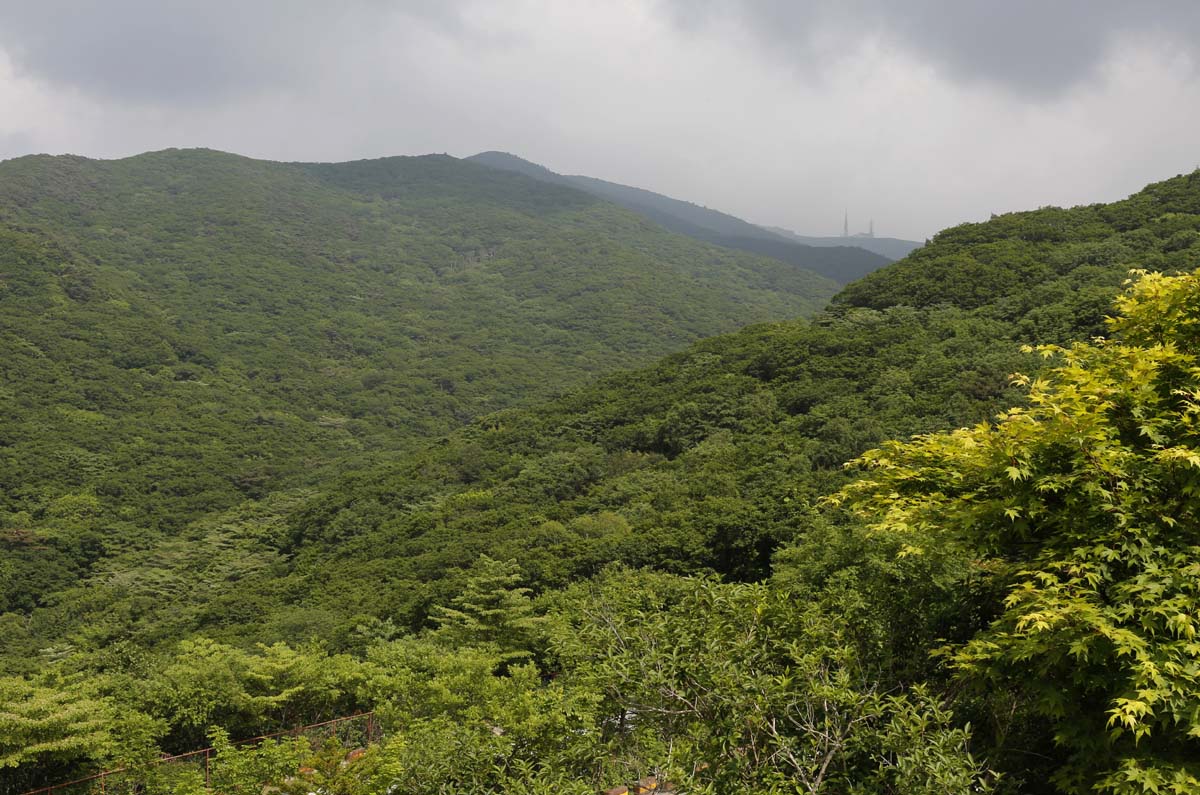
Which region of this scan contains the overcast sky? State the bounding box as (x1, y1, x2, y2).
(1, 1, 1197, 240)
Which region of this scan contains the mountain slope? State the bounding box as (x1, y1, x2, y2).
(467, 150, 892, 283)
(6, 166, 1200, 795)
(262, 169, 1200, 623)
(0, 148, 836, 613)
(13, 169, 1199, 664)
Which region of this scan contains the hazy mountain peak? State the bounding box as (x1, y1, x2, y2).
(467, 150, 895, 284)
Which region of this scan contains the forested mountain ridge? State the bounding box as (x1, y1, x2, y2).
(0, 147, 837, 617)
(467, 150, 894, 283)
(467, 150, 776, 239)
(834, 172, 1200, 311)
(4, 167, 1200, 795)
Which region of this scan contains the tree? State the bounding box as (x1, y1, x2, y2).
(0, 676, 159, 794)
(430, 555, 546, 664)
(835, 270, 1200, 793)
(548, 568, 992, 794)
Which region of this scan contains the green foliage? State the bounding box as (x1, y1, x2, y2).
(429, 554, 547, 664)
(0, 678, 111, 771)
(835, 270, 1200, 793)
(835, 172, 1200, 314)
(6, 156, 1200, 795)
(207, 729, 309, 795)
(359, 638, 599, 793)
(0, 148, 835, 631)
(272, 738, 397, 795)
(547, 570, 993, 794)
(142, 638, 364, 748)
(854, 687, 995, 795)
(0, 675, 161, 794)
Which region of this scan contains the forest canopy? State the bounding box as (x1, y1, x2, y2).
(3, 158, 1200, 794)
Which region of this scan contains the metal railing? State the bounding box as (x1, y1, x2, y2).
(19, 711, 381, 795)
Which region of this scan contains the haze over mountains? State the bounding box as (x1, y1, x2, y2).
(761, 225, 922, 261)
(467, 151, 915, 283)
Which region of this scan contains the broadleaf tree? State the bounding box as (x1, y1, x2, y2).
(834, 270, 1200, 794)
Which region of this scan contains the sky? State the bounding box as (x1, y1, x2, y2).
(0, 1, 1198, 241)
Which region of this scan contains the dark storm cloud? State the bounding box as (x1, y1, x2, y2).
(0, 0, 468, 104)
(661, 0, 1200, 98)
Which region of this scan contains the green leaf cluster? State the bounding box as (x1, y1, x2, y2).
(836, 270, 1200, 793)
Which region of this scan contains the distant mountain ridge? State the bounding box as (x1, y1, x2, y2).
(466, 150, 896, 284)
(760, 225, 923, 261)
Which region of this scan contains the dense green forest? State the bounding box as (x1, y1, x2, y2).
(2, 162, 1200, 794)
(467, 151, 897, 284)
(0, 148, 836, 630)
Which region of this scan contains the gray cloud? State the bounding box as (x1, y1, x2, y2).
(0, 1, 476, 104)
(661, 0, 1200, 98)
(0, 129, 34, 160)
(0, 1, 1199, 241)
(7, 1, 1195, 106)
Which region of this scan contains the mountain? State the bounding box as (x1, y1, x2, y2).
(761, 225, 923, 260)
(467, 150, 892, 284)
(11, 167, 1198, 654)
(5, 159, 1200, 795)
(0, 147, 836, 616)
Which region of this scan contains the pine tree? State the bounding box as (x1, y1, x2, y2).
(430, 555, 546, 664)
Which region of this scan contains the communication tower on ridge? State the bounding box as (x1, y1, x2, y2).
(841, 212, 876, 239)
